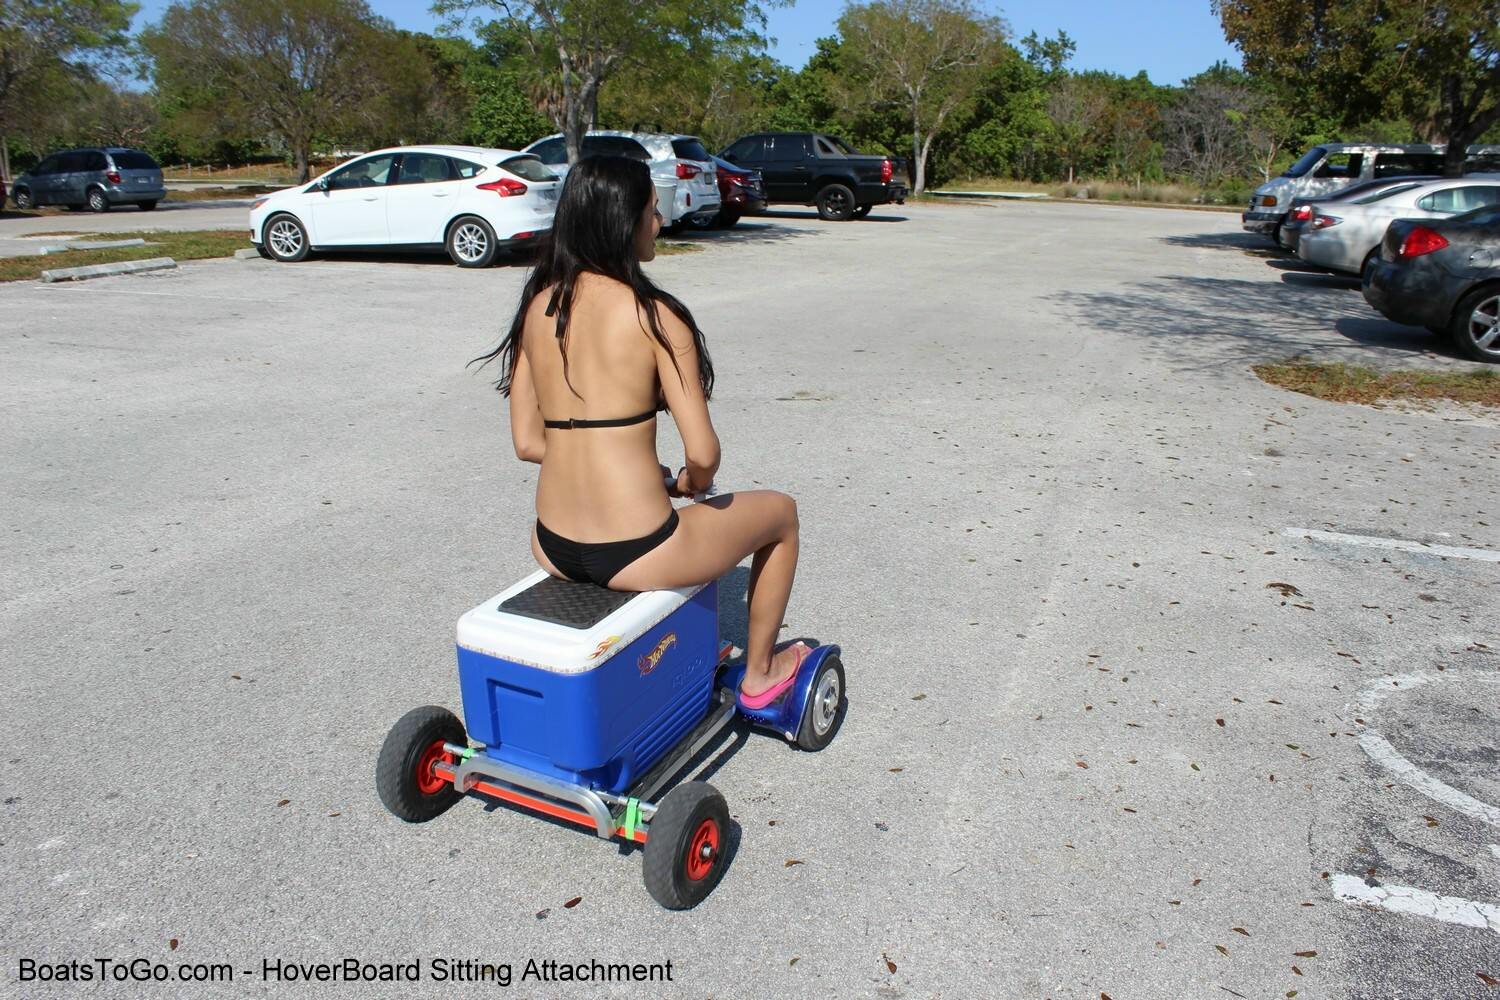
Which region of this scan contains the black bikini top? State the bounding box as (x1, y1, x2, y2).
(543, 410, 656, 430)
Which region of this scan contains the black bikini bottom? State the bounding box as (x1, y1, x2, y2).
(535, 510, 680, 587)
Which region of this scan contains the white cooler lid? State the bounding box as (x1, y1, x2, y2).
(456, 571, 707, 675)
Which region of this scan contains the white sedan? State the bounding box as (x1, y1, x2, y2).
(249, 145, 560, 267)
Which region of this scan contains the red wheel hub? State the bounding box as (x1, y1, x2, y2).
(414, 740, 452, 796)
(684, 818, 720, 881)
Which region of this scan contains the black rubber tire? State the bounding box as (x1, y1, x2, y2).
(717, 210, 742, 229)
(376, 705, 465, 823)
(816, 184, 856, 221)
(852, 204, 872, 219)
(445, 215, 497, 267)
(13, 188, 34, 210)
(795, 654, 846, 751)
(87, 187, 110, 213)
(139, 200, 158, 211)
(1448, 286, 1500, 364)
(1359, 248, 1379, 282)
(256, 243, 274, 260)
(263, 213, 310, 262)
(643, 781, 730, 909)
(687, 211, 717, 230)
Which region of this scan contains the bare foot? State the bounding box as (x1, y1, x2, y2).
(740, 642, 811, 698)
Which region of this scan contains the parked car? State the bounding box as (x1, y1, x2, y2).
(718, 132, 907, 221)
(1363, 205, 1500, 363)
(1297, 176, 1500, 276)
(688, 155, 767, 229)
(249, 145, 559, 267)
(522, 131, 720, 233)
(1278, 177, 1439, 253)
(10, 147, 165, 212)
(1243, 143, 1500, 240)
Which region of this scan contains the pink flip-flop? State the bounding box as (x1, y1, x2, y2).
(738, 642, 812, 710)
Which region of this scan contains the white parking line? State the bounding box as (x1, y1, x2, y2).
(1360, 731, 1500, 828)
(1283, 527, 1500, 562)
(1330, 874, 1500, 934)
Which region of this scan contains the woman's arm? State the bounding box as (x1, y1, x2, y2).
(509, 348, 546, 464)
(648, 303, 719, 492)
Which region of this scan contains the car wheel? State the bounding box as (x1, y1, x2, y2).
(687, 211, 717, 230)
(718, 210, 741, 229)
(852, 204, 872, 219)
(264, 213, 310, 262)
(816, 183, 855, 221)
(139, 201, 158, 212)
(1360, 249, 1379, 282)
(13, 188, 34, 210)
(87, 187, 110, 213)
(1448, 287, 1500, 363)
(446, 216, 497, 267)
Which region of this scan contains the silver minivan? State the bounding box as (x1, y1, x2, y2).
(11, 147, 166, 212)
(1242, 143, 1500, 239)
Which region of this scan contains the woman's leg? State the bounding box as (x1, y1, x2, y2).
(607, 491, 800, 696)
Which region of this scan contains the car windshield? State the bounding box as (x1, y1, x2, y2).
(1352, 182, 1424, 204)
(1282, 147, 1327, 178)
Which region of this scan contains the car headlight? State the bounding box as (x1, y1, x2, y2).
(251, 198, 268, 211)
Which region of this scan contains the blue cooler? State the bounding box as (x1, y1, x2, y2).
(455, 572, 720, 794)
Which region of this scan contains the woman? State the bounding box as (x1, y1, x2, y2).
(474, 156, 808, 709)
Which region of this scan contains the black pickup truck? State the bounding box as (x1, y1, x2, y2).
(717, 132, 908, 220)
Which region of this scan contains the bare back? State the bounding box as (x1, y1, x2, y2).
(520, 273, 672, 542)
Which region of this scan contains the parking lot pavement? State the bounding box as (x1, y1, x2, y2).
(0, 199, 252, 237)
(3, 201, 1497, 999)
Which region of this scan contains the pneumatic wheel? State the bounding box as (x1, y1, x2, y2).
(446, 215, 497, 267)
(795, 653, 846, 751)
(87, 187, 110, 212)
(13, 188, 34, 210)
(264, 213, 310, 262)
(816, 183, 855, 221)
(643, 781, 730, 909)
(1449, 287, 1500, 363)
(852, 204, 872, 219)
(376, 705, 465, 823)
(139, 201, 158, 212)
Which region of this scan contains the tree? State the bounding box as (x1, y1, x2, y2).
(436, 0, 772, 163)
(1162, 67, 1262, 186)
(140, 0, 396, 181)
(0, 0, 136, 166)
(1215, 0, 1500, 175)
(1046, 74, 1109, 183)
(836, 0, 1007, 195)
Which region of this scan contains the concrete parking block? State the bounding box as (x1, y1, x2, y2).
(39, 256, 177, 282)
(233, 246, 264, 260)
(36, 238, 150, 254)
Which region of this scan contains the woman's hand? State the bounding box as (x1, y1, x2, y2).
(662, 464, 690, 498)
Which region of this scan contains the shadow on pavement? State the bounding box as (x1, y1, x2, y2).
(757, 209, 909, 223)
(674, 221, 823, 246)
(1159, 230, 1275, 254)
(1055, 272, 1466, 375)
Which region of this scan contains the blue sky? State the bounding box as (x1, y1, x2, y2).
(131, 0, 1241, 87)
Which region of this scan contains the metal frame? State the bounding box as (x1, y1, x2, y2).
(431, 643, 741, 843)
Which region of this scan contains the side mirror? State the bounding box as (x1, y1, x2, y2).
(317, 177, 330, 192)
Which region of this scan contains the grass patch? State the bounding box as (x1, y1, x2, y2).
(24, 230, 89, 237)
(1254, 361, 1500, 407)
(654, 240, 701, 256)
(934, 176, 1249, 212)
(164, 185, 284, 202)
(0, 229, 250, 282)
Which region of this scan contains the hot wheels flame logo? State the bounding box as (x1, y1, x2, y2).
(588, 635, 621, 660)
(638, 633, 677, 676)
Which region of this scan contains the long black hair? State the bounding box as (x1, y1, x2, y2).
(472, 155, 714, 402)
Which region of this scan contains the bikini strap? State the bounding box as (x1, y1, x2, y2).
(543, 410, 657, 430)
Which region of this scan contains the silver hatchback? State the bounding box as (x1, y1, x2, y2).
(522, 131, 720, 232)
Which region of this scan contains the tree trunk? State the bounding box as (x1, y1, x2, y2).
(911, 115, 921, 194)
(295, 143, 310, 183)
(917, 132, 936, 196)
